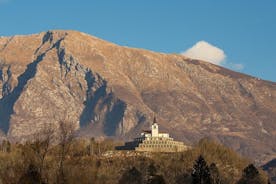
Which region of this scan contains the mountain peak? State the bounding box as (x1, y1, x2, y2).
(0, 31, 275, 164)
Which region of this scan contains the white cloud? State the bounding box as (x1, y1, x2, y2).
(182, 41, 226, 65)
(181, 41, 244, 71)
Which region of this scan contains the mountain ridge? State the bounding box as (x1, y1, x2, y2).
(0, 30, 275, 164)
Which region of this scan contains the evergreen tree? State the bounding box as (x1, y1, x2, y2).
(118, 167, 142, 184)
(191, 155, 211, 184)
(147, 163, 157, 177)
(237, 164, 264, 184)
(19, 164, 45, 184)
(88, 137, 95, 156)
(209, 163, 221, 184)
(6, 140, 11, 153)
(147, 175, 166, 184)
(146, 163, 166, 184)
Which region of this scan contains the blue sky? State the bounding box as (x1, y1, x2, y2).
(0, 1, 275, 81)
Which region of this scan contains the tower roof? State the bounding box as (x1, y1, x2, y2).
(153, 116, 157, 124)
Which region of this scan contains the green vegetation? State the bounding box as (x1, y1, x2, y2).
(237, 164, 268, 184)
(0, 133, 269, 184)
(191, 155, 211, 184)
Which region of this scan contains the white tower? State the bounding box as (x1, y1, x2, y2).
(151, 117, 159, 137)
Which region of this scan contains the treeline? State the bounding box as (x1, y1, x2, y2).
(0, 123, 270, 184)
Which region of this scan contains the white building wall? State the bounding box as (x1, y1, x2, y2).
(151, 123, 159, 137)
(158, 133, 169, 138)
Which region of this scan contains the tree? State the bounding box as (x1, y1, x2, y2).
(19, 164, 45, 184)
(191, 155, 211, 184)
(146, 163, 166, 184)
(15, 126, 55, 184)
(6, 140, 11, 153)
(147, 175, 166, 184)
(237, 164, 264, 184)
(118, 167, 143, 184)
(0, 140, 11, 152)
(56, 120, 76, 184)
(88, 137, 95, 156)
(209, 163, 221, 184)
(29, 125, 54, 182)
(147, 163, 157, 177)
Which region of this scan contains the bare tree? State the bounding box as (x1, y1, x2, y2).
(0, 139, 11, 153)
(56, 120, 76, 184)
(13, 124, 55, 184)
(29, 125, 55, 183)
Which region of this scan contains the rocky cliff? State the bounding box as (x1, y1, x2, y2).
(0, 30, 275, 163)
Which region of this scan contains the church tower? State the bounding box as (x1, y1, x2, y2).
(151, 117, 159, 137)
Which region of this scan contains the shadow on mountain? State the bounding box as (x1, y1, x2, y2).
(0, 54, 45, 133)
(104, 99, 126, 136)
(79, 70, 107, 127)
(263, 158, 276, 170)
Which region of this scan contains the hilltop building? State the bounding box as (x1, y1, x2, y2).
(117, 117, 188, 152)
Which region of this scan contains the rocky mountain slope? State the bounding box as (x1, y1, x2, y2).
(0, 30, 275, 163)
(263, 159, 276, 183)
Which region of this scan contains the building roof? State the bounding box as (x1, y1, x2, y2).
(142, 130, 151, 133)
(142, 130, 168, 134)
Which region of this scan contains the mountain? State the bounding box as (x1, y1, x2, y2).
(263, 159, 276, 183)
(0, 30, 275, 164)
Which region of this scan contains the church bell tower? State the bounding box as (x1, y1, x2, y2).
(151, 117, 159, 137)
